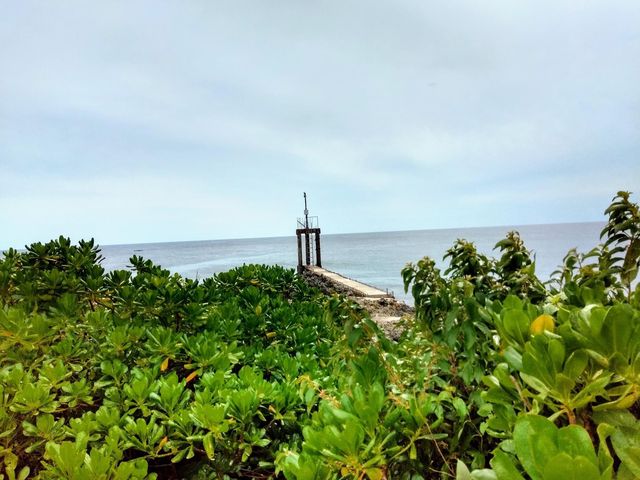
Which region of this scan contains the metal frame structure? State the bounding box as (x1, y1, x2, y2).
(296, 193, 321, 273)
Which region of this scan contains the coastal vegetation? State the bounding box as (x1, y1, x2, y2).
(0, 192, 639, 479)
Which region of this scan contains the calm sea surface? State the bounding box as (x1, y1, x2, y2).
(100, 222, 604, 304)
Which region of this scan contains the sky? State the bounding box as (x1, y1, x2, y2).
(1, 1, 639, 248)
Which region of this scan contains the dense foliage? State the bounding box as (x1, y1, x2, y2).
(401, 191, 640, 480)
(0, 191, 638, 480)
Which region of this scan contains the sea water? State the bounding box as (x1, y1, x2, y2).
(100, 222, 604, 304)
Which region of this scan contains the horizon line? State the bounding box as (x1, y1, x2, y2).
(1, 219, 606, 251)
(95, 219, 605, 249)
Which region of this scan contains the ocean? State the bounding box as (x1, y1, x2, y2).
(100, 222, 604, 304)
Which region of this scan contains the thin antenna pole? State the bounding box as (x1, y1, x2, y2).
(303, 192, 310, 265)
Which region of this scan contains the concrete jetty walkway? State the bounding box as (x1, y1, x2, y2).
(305, 266, 392, 298)
(302, 266, 414, 339)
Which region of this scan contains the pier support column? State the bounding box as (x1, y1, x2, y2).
(315, 232, 322, 267)
(296, 227, 321, 270)
(296, 233, 303, 273)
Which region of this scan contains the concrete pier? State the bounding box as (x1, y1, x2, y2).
(305, 266, 392, 298)
(301, 265, 413, 339)
(292, 197, 411, 339)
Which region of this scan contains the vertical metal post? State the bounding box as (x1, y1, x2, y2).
(296, 232, 303, 273)
(315, 231, 322, 267)
(303, 192, 311, 265)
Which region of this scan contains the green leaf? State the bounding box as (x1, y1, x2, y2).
(513, 415, 558, 480)
(366, 468, 384, 480)
(548, 339, 565, 372)
(470, 470, 498, 480)
(203, 432, 215, 460)
(17, 466, 31, 480)
(502, 309, 530, 345)
(542, 453, 600, 480)
(490, 450, 525, 480)
(618, 463, 638, 480)
(596, 423, 615, 480)
(503, 347, 523, 371)
(456, 460, 472, 480)
(556, 425, 597, 465)
(611, 431, 640, 476)
(453, 397, 469, 420)
(563, 350, 588, 379)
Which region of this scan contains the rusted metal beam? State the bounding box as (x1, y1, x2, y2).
(315, 231, 322, 267)
(296, 233, 303, 273)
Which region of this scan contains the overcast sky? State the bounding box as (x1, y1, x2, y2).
(1, 1, 639, 248)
